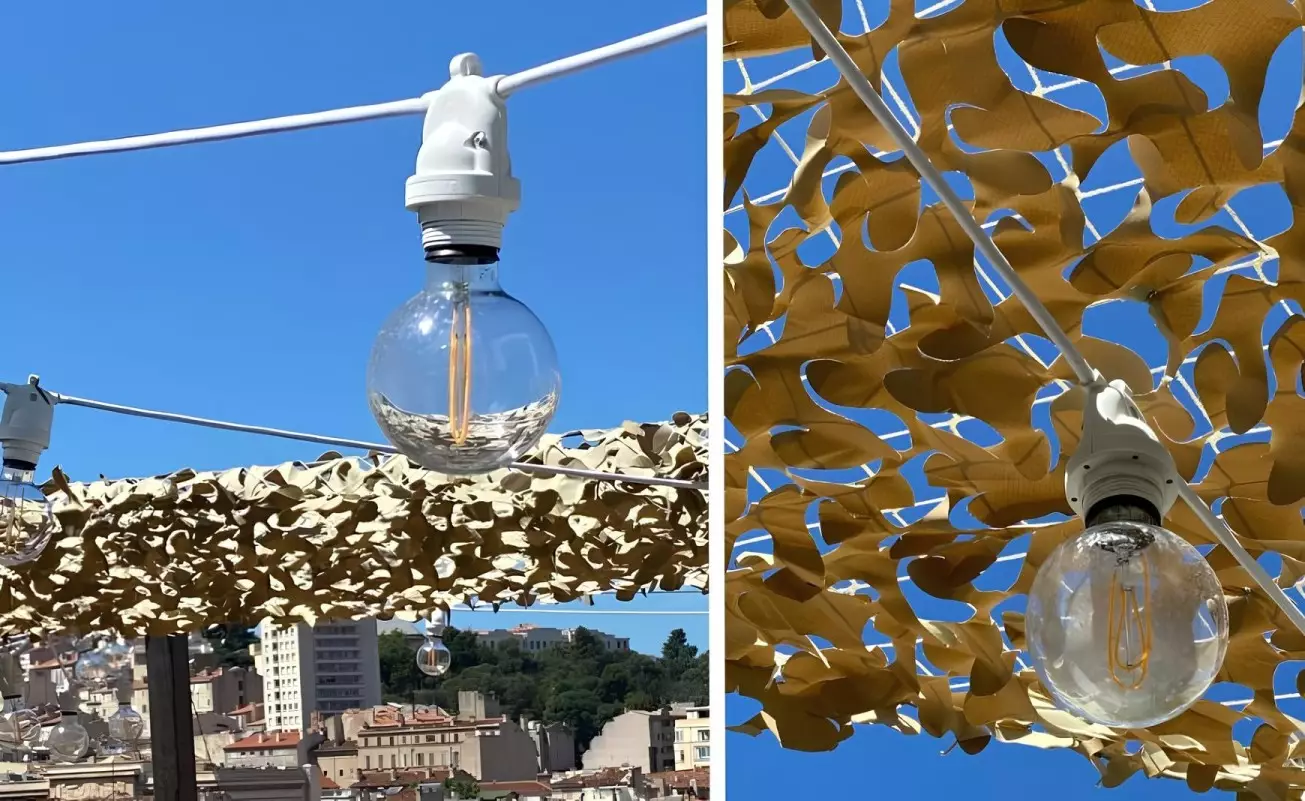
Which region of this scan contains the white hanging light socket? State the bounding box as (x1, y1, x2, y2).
(1064, 378, 1178, 526)
(0, 377, 54, 470)
(405, 53, 520, 254)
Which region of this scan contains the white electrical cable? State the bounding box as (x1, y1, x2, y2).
(49, 391, 707, 491)
(496, 15, 706, 96)
(781, 0, 1305, 639)
(0, 16, 705, 166)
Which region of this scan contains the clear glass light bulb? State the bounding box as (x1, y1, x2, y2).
(367, 257, 560, 475)
(1026, 521, 1229, 728)
(0, 696, 39, 752)
(101, 703, 143, 754)
(416, 633, 452, 677)
(0, 463, 54, 567)
(46, 711, 89, 762)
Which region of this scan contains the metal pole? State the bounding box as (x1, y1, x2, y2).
(146, 635, 198, 801)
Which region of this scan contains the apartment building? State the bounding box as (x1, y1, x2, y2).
(253, 619, 383, 733)
(354, 692, 539, 781)
(472, 624, 631, 653)
(191, 667, 263, 716)
(673, 706, 710, 770)
(223, 730, 323, 769)
(584, 708, 683, 773)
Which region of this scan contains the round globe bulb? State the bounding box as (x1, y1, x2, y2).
(0, 698, 39, 752)
(1026, 520, 1229, 728)
(416, 635, 452, 677)
(107, 703, 144, 744)
(0, 464, 54, 567)
(46, 712, 89, 762)
(367, 258, 560, 475)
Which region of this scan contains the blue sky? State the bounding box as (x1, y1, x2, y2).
(0, 0, 705, 655)
(727, 0, 1302, 795)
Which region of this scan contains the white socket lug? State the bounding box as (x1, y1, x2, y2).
(406, 53, 520, 252)
(1065, 379, 1179, 521)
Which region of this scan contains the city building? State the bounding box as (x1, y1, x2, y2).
(222, 730, 323, 769)
(583, 708, 683, 773)
(673, 706, 710, 770)
(471, 624, 631, 653)
(253, 619, 383, 733)
(191, 667, 264, 716)
(524, 718, 576, 773)
(354, 692, 539, 781)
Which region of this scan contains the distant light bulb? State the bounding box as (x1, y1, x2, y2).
(367, 257, 560, 475)
(46, 711, 89, 762)
(101, 703, 143, 754)
(1026, 521, 1229, 728)
(0, 463, 54, 567)
(0, 696, 39, 752)
(416, 634, 452, 677)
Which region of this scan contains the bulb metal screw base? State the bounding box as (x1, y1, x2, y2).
(1065, 379, 1179, 524)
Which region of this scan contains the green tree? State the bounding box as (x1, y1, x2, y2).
(203, 623, 258, 669)
(443, 775, 481, 799)
(378, 630, 421, 698)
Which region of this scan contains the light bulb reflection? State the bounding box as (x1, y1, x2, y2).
(0, 696, 39, 753)
(0, 464, 54, 567)
(46, 712, 89, 763)
(101, 703, 144, 755)
(1026, 521, 1229, 728)
(367, 258, 560, 475)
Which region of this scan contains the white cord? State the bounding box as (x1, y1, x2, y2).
(781, 0, 1305, 640)
(496, 15, 706, 96)
(47, 390, 707, 491)
(0, 16, 705, 166)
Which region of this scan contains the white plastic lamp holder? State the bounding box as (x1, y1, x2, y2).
(0, 377, 54, 470)
(426, 607, 448, 638)
(406, 54, 520, 254)
(1065, 378, 1179, 526)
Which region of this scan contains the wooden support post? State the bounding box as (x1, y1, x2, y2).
(146, 635, 197, 801)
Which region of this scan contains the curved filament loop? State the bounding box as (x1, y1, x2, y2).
(1107, 557, 1153, 690)
(447, 301, 473, 445)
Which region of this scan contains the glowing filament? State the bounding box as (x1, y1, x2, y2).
(1106, 556, 1153, 690)
(447, 301, 473, 445)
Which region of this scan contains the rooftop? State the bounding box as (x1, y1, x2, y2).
(224, 731, 301, 751)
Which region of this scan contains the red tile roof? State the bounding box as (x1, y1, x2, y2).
(224, 731, 302, 751)
(320, 776, 341, 790)
(650, 768, 710, 789)
(551, 768, 637, 790)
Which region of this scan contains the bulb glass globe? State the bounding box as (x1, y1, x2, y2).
(416, 635, 452, 677)
(106, 703, 143, 745)
(1026, 520, 1229, 728)
(0, 464, 54, 567)
(0, 697, 39, 751)
(46, 712, 89, 762)
(368, 259, 560, 475)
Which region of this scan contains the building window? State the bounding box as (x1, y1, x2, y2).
(695, 746, 710, 762)
(674, 730, 683, 742)
(365, 756, 371, 769)
(697, 730, 710, 741)
(416, 753, 424, 766)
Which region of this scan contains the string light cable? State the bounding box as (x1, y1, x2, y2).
(0, 16, 705, 166)
(0, 377, 706, 490)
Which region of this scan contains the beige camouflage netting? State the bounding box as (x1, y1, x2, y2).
(724, 0, 1305, 797)
(0, 413, 706, 639)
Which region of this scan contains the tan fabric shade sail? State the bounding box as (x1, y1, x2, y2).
(724, 0, 1305, 796)
(0, 412, 706, 638)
